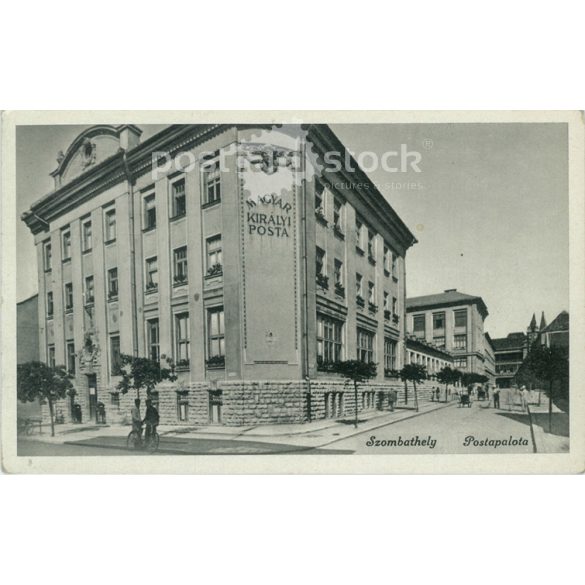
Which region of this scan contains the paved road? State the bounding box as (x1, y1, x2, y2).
(318, 401, 535, 454)
(17, 440, 164, 457)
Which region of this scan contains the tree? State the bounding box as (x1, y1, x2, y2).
(520, 344, 569, 432)
(116, 354, 177, 399)
(461, 372, 488, 388)
(400, 364, 427, 412)
(335, 360, 377, 428)
(436, 366, 461, 401)
(17, 361, 73, 437)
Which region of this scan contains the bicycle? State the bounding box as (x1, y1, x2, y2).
(126, 426, 160, 453)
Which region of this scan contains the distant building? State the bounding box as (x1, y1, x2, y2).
(406, 289, 492, 379)
(405, 336, 453, 378)
(538, 310, 569, 349)
(483, 333, 496, 384)
(17, 294, 41, 419)
(492, 332, 528, 388)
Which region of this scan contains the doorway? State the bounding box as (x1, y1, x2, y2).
(209, 390, 222, 424)
(87, 374, 98, 423)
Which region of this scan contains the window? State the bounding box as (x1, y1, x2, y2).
(173, 246, 188, 284)
(104, 208, 116, 242)
(334, 259, 343, 285)
(367, 230, 375, 259)
(357, 328, 375, 363)
(177, 392, 189, 422)
(433, 312, 445, 330)
(147, 319, 160, 362)
(383, 292, 390, 314)
(434, 336, 446, 349)
(203, 160, 221, 204)
(392, 296, 398, 315)
(384, 338, 397, 372)
(356, 273, 363, 298)
(316, 314, 343, 365)
(46, 291, 54, 318)
(315, 180, 324, 212)
(43, 241, 52, 271)
(143, 193, 156, 230)
(355, 217, 363, 249)
(84, 276, 94, 305)
(391, 253, 398, 276)
(66, 341, 75, 374)
(110, 335, 121, 375)
(454, 309, 467, 328)
(145, 257, 158, 290)
(64, 283, 73, 311)
(206, 236, 222, 275)
(413, 314, 426, 338)
(110, 393, 120, 410)
(108, 268, 118, 299)
(454, 357, 467, 368)
(175, 313, 190, 364)
(82, 220, 92, 252)
(47, 345, 55, 368)
(368, 281, 375, 304)
(171, 179, 186, 217)
(454, 334, 467, 350)
(62, 230, 71, 261)
(316, 247, 326, 276)
(333, 196, 343, 230)
(207, 308, 225, 359)
(384, 245, 390, 273)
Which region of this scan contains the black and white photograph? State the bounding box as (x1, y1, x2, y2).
(2, 111, 584, 473)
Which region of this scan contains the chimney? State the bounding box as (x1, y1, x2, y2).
(444, 288, 457, 293)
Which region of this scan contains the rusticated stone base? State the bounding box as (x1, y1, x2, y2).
(40, 377, 458, 427)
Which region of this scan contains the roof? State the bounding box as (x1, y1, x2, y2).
(542, 310, 569, 333)
(491, 333, 526, 352)
(406, 289, 488, 319)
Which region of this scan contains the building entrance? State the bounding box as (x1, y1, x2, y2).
(87, 374, 98, 422)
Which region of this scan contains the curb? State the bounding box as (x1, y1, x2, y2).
(526, 405, 538, 453)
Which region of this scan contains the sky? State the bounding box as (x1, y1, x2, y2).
(15, 122, 568, 339)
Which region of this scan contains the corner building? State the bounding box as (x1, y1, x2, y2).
(23, 124, 416, 426)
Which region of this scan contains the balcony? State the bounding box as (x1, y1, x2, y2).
(334, 282, 345, 298)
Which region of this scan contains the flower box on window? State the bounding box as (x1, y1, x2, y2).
(368, 302, 378, 313)
(145, 282, 158, 292)
(207, 263, 223, 277)
(85, 296, 95, 306)
(334, 282, 345, 297)
(316, 273, 329, 289)
(384, 368, 400, 379)
(107, 291, 118, 300)
(173, 274, 188, 286)
(333, 225, 345, 239)
(356, 296, 365, 308)
(368, 255, 376, 266)
(317, 359, 344, 374)
(384, 309, 391, 321)
(206, 355, 225, 368)
(176, 358, 190, 371)
(392, 313, 400, 324)
(315, 207, 328, 226)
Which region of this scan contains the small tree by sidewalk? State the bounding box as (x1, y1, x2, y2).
(17, 361, 74, 437)
(335, 360, 377, 428)
(116, 354, 177, 400)
(399, 364, 427, 412)
(519, 344, 569, 433)
(436, 366, 461, 401)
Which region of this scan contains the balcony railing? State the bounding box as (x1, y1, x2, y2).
(316, 273, 329, 289)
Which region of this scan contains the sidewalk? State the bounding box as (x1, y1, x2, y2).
(527, 402, 569, 453)
(24, 399, 456, 454)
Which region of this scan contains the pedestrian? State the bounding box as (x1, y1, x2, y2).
(520, 385, 528, 412)
(493, 387, 500, 409)
(388, 389, 397, 412)
(431, 387, 435, 402)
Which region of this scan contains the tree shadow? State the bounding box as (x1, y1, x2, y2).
(530, 412, 569, 437)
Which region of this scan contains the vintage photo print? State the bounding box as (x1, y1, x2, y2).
(1, 110, 583, 473)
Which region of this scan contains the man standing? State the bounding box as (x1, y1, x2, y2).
(493, 387, 500, 409)
(389, 389, 398, 412)
(143, 398, 160, 440)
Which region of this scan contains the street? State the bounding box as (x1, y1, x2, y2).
(321, 400, 535, 454)
(17, 399, 541, 456)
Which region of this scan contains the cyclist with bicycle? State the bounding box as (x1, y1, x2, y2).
(143, 398, 160, 441)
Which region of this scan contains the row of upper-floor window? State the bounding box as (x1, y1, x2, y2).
(315, 180, 399, 276)
(41, 162, 223, 271)
(46, 307, 225, 376)
(316, 312, 398, 373)
(44, 237, 223, 317)
(411, 332, 468, 351)
(412, 309, 468, 334)
(407, 351, 452, 372)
